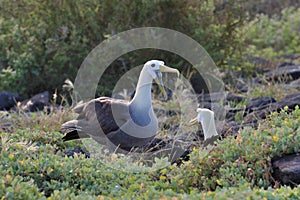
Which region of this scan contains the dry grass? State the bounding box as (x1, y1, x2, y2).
(247, 76, 299, 101)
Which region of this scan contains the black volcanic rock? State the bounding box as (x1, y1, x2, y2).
(0, 91, 19, 110)
(265, 64, 300, 83)
(245, 97, 276, 114)
(272, 154, 300, 186)
(244, 93, 300, 123)
(21, 91, 50, 112)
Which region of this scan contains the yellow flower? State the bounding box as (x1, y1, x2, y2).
(273, 134, 279, 142)
(8, 154, 14, 159)
(161, 168, 167, 175)
(236, 135, 242, 144)
(159, 175, 166, 181)
(53, 190, 59, 196)
(140, 182, 145, 189)
(5, 174, 12, 183)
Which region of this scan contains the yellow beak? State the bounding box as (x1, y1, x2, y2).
(154, 65, 180, 100)
(160, 65, 180, 77)
(189, 117, 199, 126)
(154, 77, 168, 100)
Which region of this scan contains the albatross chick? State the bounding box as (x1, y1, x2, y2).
(189, 108, 219, 146)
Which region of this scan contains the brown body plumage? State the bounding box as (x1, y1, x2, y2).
(61, 97, 157, 151)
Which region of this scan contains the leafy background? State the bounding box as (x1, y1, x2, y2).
(1, 0, 299, 98)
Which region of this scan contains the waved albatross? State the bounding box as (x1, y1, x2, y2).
(189, 108, 219, 146)
(61, 60, 179, 151)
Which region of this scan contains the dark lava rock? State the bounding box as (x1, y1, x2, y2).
(140, 138, 191, 166)
(221, 120, 259, 137)
(284, 78, 300, 89)
(221, 121, 242, 136)
(190, 73, 210, 94)
(21, 91, 50, 112)
(244, 92, 300, 123)
(226, 93, 246, 102)
(281, 53, 300, 61)
(278, 62, 295, 68)
(234, 78, 249, 93)
(143, 138, 168, 152)
(63, 147, 90, 158)
(172, 148, 191, 166)
(272, 154, 300, 187)
(0, 91, 19, 110)
(245, 97, 276, 114)
(203, 135, 220, 147)
(246, 56, 269, 66)
(265, 64, 300, 83)
(225, 107, 244, 122)
(276, 92, 300, 110)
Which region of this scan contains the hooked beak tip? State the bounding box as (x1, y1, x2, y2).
(160, 65, 180, 77)
(154, 77, 168, 100)
(189, 117, 199, 126)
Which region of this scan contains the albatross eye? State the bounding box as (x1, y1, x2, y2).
(151, 64, 155, 68)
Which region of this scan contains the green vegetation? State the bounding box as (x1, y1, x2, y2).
(1, 104, 299, 199)
(232, 6, 300, 75)
(248, 83, 298, 101)
(1, 0, 300, 199)
(4, 0, 300, 97)
(244, 7, 300, 59)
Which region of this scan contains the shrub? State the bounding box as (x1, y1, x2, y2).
(245, 7, 300, 57)
(228, 6, 300, 76)
(0, 0, 251, 97)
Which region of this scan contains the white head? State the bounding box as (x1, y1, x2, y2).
(143, 60, 180, 99)
(190, 108, 219, 141)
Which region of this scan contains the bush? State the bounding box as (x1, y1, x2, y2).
(244, 7, 300, 58)
(0, 175, 44, 200)
(0, 1, 91, 98)
(0, 0, 251, 97)
(227, 7, 300, 76)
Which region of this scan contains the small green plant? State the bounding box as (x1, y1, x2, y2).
(248, 83, 298, 101)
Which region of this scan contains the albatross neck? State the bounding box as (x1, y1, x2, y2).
(130, 68, 153, 110)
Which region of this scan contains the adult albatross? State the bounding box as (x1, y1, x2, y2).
(189, 108, 219, 146)
(61, 60, 179, 151)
